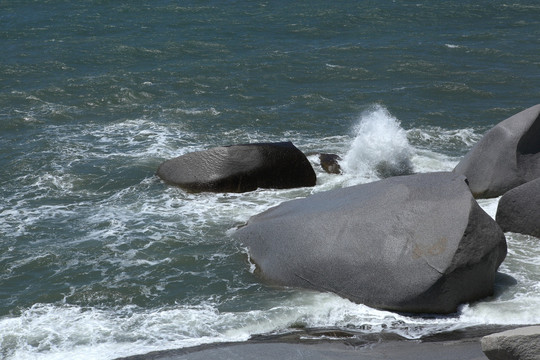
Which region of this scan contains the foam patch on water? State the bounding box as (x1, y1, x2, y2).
(0, 303, 248, 360)
(407, 126, 482, 155)
(476, 197, 500, 220)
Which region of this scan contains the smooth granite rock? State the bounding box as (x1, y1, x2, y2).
(496, 178, 540, 238)
(481, 326, 540, 360)
(236, 172, 507, 314)
(454, 104, 540, 198)
(157, 142, 316, 193)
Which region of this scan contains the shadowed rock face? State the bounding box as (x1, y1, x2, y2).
(235, 172, 506, 314)
(496, 178, 540, 238)
(454, 104, 540, 198)
(157, 142, 316, 193)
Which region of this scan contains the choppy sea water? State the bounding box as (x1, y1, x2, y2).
(1, 1, 540, 359)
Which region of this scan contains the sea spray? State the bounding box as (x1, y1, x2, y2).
(341, 105, 414, 179)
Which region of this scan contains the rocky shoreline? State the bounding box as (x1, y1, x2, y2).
(116, 325, 537, 360)
(152, 104, 540, 360)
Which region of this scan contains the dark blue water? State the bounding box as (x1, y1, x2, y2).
(1, 1, 540, 359)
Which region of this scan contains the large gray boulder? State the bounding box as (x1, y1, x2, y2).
(481, 326, 540, 360)
(496, 178, 540, 238)
(157, 142, 316, 193)
(235, 172, 507, 314)
(454, 104, 540, 198)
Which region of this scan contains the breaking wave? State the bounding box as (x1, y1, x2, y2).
(341, 105, 414, 179)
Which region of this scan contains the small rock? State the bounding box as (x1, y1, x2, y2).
(319, 153, 342, 174)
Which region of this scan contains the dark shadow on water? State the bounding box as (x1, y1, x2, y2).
(493, 271, 518, 296)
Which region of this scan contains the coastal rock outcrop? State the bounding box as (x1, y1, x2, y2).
(157, 142, 316, 193)
(481, 326, 540, 360)
(236, 172, 507, 314)
(454, 104, 540, 198)
(318, 153, 342, 174)
(496, 178, 540, 238)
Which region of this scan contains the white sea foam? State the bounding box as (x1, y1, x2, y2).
(173, 107, 221, 116)
(8, 278, 540, 360)
(407, 126, 481, 149)
(0, 303, 246, 360)
(0, 294, 465, 359)
(476, 197, 500, 219)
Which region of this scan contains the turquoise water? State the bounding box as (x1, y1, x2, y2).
(1, 1, 540, 359)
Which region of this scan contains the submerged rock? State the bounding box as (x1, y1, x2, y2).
(236, 172, 506, 314)
(496, 178, 540, 238)
(318, 153, 342, 174)
(454, 104, 540, 198)
(374, 158, 414, 178)
(481, 326, 540, 360)
(157, 142, 316, 193)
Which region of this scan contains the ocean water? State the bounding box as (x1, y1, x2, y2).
(1, 1, 540, 359)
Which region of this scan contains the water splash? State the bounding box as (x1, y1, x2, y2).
(341, 105, 414, 179)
